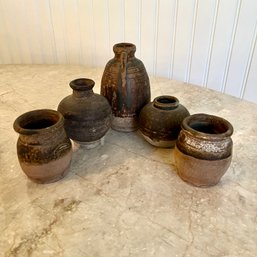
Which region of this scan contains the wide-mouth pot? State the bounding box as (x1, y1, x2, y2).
(13, 109, 64, 135)
(182, 113, 233, 140)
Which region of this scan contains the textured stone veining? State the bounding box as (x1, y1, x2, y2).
(0, 65, 257, 257)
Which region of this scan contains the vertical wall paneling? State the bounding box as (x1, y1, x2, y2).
(185, 0, 198, 83)
(34, 0, 57, 64)
(0, 0, 22, 63)
(0, 0, 12, 63)
(240, 22, 257, 100)
(221, 0, 242, 93)
(62, 0, 82, 64)
(77, 0, 95, 67)
(140, 0, 157, 75)
(202, 0, 219, 87)
(49, 0, 67, 64)
(242, 24, 257, 103)
(124, 0, 141, 58)
(156, 0, 176, 78)
(8, 0, 32, 64)
(168, 0, 178, 79)
(0, 0, 257, 103)
(92, 0, 111, 67)
(153, 0, 159, 76)
(206, 0, 237, 91)
(108, 0, 124, 52)
(189, 0, 216, 86)
(225, 0, 257, 97)
(172, 0, 195, 81)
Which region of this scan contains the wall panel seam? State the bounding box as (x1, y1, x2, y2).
(221, 0, 241, 93)
(153, 0, 159, 76)
(169, 0, 178, 79)
(106, 0, 111, 57)
(240, 22, 257, 99)
(48, 0, 58, 64)
(185, 0, 198, 83)
(138, 0, 142, 58)
(203, 0, 219, 87)
(91, 0, 96, 67)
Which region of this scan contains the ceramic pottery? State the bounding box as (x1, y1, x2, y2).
(139, 96, 190, 147)
(101, 42, 151, 132)
(174, 113, 233, 187)
(13, 109, 72, 183)
(58, 78, 111, 148)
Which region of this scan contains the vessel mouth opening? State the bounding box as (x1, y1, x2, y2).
(115, 43, 134, 48)
(22, 118, 57, 130)
(157, 97, 177, 104)
(70, 78, 94, 91)
(184, 113, 233, 137)
(189, 121, 228, 134)
(153, 95, 179, 110)
(14, 109, 62, 134)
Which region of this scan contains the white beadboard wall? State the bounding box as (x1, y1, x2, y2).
(0, 0, 256, 103)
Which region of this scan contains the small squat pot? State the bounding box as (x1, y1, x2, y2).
(139, 96, 190, 147)
(174, 113, 233, 187)
(13, 109, 72, 183)
(58, 78, 112, 148)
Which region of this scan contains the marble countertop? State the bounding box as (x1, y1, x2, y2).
(0, 65, 257, 257)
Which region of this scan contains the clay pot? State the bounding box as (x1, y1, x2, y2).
(174, 113, 233, 187)
(13, 109, 72, 183)
(58, 78, 111, 148)
(139, 96, 190, 147)
(101, 42, 151, 132)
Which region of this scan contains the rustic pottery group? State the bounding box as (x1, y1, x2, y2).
(13, 43, 234, 187)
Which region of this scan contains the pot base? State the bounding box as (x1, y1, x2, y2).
(174, 146, 232, 187)
(141, 132, 176, 148)
(73, 137, 104, 149)
(111, 115, 137, 132)
(20, 150, 72, 184)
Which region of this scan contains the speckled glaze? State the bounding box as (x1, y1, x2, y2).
(139, 96, 190, 147)
(58, 78, 112, 148)
(13, 109, 72, 183)
(101, 43, 151, 132)
(174, 113, 233, 187)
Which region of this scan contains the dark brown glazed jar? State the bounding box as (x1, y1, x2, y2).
(139, 96, 190, 148)
(174, 113, 233, 187)
(101, 42, 151, 132)
(13, 109, 72, 183)
(58, 78, 111, 148)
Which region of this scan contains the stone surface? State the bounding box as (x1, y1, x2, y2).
(0, 65, 257, 257)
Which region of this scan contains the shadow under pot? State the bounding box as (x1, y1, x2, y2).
(13, 109, 72, 183)
(174, 113, 233, 187)
(57, 78, 112, 149)
(139, 96, 190, 147)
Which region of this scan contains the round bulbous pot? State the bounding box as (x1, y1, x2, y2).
(174, 113, 233, 187)
(58, 78, 112, 148)
(101, 42, 151, 132)
(13, 109, 72, 183)
(139, 96, 190, 148)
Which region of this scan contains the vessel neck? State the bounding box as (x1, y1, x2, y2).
(113, 42, 136, 59)
(72, 90, 93, 98)
(153, 96, 179, 110)
(69, 78, 95, 98)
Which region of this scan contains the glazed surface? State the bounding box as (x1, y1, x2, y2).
(1, 65, 257, 257)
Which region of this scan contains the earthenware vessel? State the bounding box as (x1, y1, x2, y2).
(139, 95, 190, 147)
(13, 109, 72, 183)
(174, 113, 233, 187)
(58, 78, 112, 148)
(101, 42, 151, 132)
